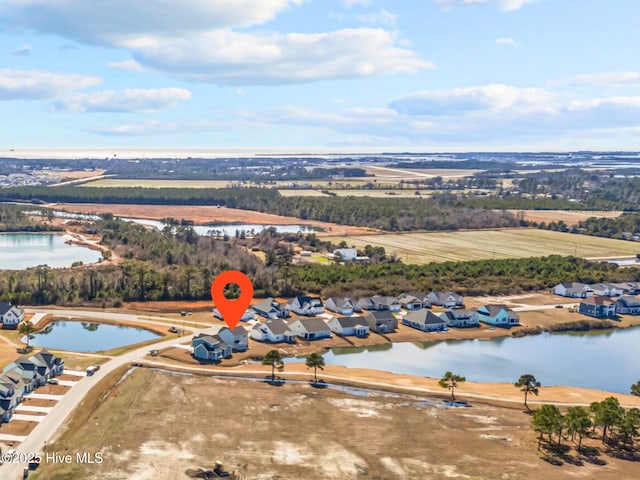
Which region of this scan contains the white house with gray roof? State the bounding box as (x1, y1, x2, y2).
(250, 319, 296, 343)
(427, 291, 464, 308)
(287, 318, 332, 341)
(326, 316, 369, 337)
(288, 296, 324, 316)
(397, 292, 431, 310)
(253, 298, 289, 319)
(217, 326, 249, 352)
(325, 297, 355, 316)
(615, 296, 640, 315)
(0, 303, 24, 329)
(402, 310, 447, 332)
(552, 282, 594, 298)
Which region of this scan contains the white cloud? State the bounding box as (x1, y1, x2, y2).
(571, 72, 640, 87)
(108, 59, 145, 72)
(52, 88, 192, 113)
(130, 28, 431, 85)
(13, 43, 31, 56)
(0, 0, 307, 44)
(434, 0, 536, 11)
(357, 9, 397, 27)
(0, 69, 101, 101)
(495, 37, 518, 46)
(89, 119, 233, 136)
(342, 0, 373, 7)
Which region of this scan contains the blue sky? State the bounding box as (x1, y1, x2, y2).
(0, 0, 639, 152)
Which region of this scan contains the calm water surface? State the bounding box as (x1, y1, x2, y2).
(120, 217, 315, 236)
(30, 320, 160, 352)
(0, 233, 102, 269)
(311, 328, 640, 393)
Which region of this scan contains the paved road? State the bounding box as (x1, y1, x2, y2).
(1, 310, 216, 479)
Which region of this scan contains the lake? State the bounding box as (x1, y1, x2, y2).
(0, 233, 103, 269)
(290, 328, 640, 393)
(120, 217, 315, 236)
(29, 320, 161, 352)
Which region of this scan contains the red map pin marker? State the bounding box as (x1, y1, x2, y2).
(211, 270, 254, 330)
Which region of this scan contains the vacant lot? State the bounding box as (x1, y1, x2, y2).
(325, 228, 640, 264)
(33, 368, 640, 480)
(509, 210, 623, 226)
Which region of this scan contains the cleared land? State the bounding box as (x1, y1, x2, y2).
(509, 209, 623, 226)
(33, 368, 640, 480)
(324, 228, 640, 264)
(81, 179, 237, 189)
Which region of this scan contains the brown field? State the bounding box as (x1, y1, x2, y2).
(365, 165, 483, 181)
(53, 203, 378, 236)
(509, 209, 624, 225)
(325, 228, 640, 264)
(33, 367, 640, 480)
(81, 179, 236, 189)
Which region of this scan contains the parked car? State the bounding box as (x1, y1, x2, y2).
(86, 365, 100, 376)
(168, 325, 179, 333)
(47, 378, 59, 385)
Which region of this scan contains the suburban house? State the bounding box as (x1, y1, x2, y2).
(325, 297, 356, 316)
(364, 311, 398, 334)
(217, 326, 249, 352)
(326, 316, 369, 337)
(578, 296, 617, 319)
(402, 310, 447, 332)
(615, 296, 640, 315)
(253, 298, 289, 319)
(0, 303, 24, 329)
(213, 308, 255, 322)
(287, 318, 332, 341)
(474, 304, 520, 327)
(439, 309, 479, 328)
(552, 282, 594, 298)
(192, 333, 233, 362)
(356, 296, 401, 312)
(288, 296, 324, 316)
(397, 292, 431, 310)
(611, 282, 640, 295)
(0, 381, 18, 422)
(427, 291, 464, 308)
(250, 319, 296, 344)
(589, 282, 623, 297)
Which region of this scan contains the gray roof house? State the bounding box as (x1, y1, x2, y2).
(325, 297, 356, 316)
(364, 311, 398, 334)
(214, 307, 255, 322)
(397, 292, 431, 310)
(578, 296, 617, 319)
(250, 319, 296, 344)
(288, 296, 324, 316)
(0, 303, 24, 329)
(287, 318, 332, 341)
(552, 282, 594, 298)
(253, 298, 289, 319)
(326, 316, 369, 337)
(356, 296, 401, 312)
(427, 291, 464, 308)
(192, 333, 233, 362)
(615, 296, 640, 315)
(217, 326, 249, 352)
(440, 308, 478, 328)
(402, 310, 447, 332)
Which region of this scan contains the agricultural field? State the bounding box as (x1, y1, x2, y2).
(80, 179, 238, 188)
(508, 209, 623, 226)
(278, 189, 430, 198)
(324, 228, 640, 264)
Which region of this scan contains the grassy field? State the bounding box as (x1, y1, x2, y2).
(324, 228, 640, 264)
(31, 367, 639, 480)
(80, 179, 237, 188)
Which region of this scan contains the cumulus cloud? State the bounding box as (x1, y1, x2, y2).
(130, 28, 431, 85)
(357, 9, 397, 26)
(108, 59, 145, 72)
(0, 69, 101, 101)
(52, 88, 192, 113)
(434, 0, 536, 11)
(571, 72, 640, 87)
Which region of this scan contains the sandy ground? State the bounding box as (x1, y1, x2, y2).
(508, 210, 623, 226)
(33, 368, 640, 480)
(53, 203, 378, 236)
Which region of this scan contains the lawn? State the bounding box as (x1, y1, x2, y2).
(324, 228, 640, 264)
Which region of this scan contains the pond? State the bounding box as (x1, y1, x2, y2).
(0, 233, 103, 269)
(120, 217, 316, 236)
(29, 320, 161, 352)
(287, 328, 640, 393)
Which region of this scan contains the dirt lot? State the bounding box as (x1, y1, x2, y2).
(33, 368, 640, 480)
(508, 210, 623, 226)
(53, 203, 377, 236)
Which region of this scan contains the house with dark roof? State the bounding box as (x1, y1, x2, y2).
(579, 296, 617, 319)
(250, 319, 296, 343)
(325, 297, 356, 316)
(287, 318, 331, 341)
(0, 303, 24, 329)
(589, 282, 623, 297)
(364, 311, 398, 334)
(552, 282, 594, 298)
(402, 310, 447, 332)
(440, 309, 479, 328)
(192, 333, 233, 361)
(253, 298, 289, 319)
(326, 316, 369, 337)
(217, 326, 249, 352)
(611, 282, 640, 295)
(397, 292, 431, 310)
(474, 305, 520, 327)
(288, 296, 324, 316)
(427, 291, 464, 308)
(356, 296, 401, 312)
(214, 307, 255, 322)
(615, 296, 640, 315)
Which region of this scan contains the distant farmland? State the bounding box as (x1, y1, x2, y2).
(81, 179, 235, 188)
(324, 229, 640, 264)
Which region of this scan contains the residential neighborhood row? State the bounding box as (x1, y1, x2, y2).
(552, 281, 640, 318)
